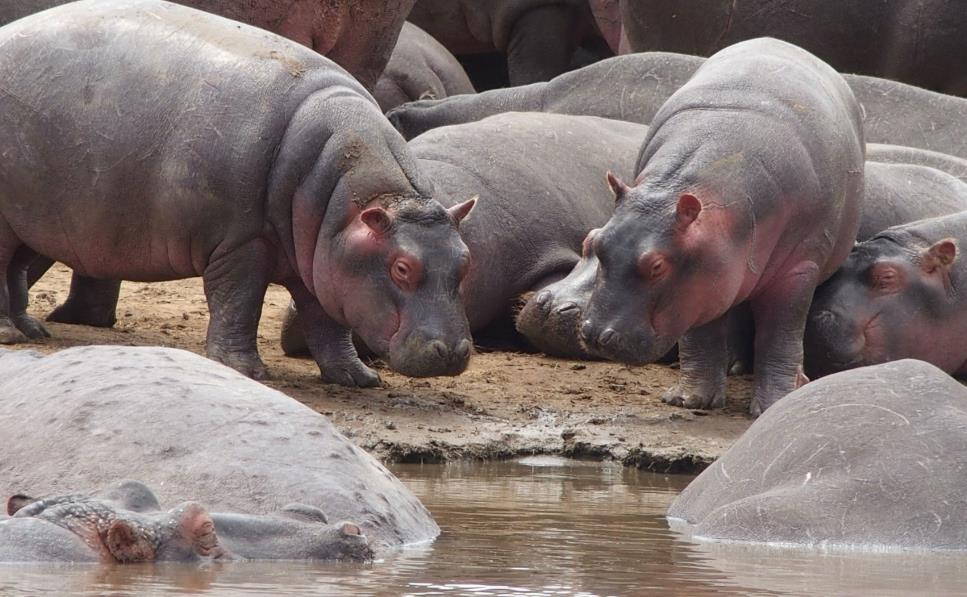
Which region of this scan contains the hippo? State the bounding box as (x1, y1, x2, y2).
(0, 517, 100, 563)
(805, 211, 967, 378)
(6, 481, 373, 562)
(669, 360, 967, 550)
(0, 0, 414, 91)
(619, 0, 967, 96)
(579, 38, 865, 416)
(0, 0, 477, 386)
(280, 112, 649, 357)
(373, 22, 476, 113)
(0, 345, 440, 552)
(406, 0, 607, 87)
(386, 53, 967, 161)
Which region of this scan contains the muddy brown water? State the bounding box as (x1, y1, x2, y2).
(3, 457, 966, 596)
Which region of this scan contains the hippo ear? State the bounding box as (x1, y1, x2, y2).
(106, 520, 157, 563)
(360, 207, 394, 236)
(675, 193, 702, 228)
(176, 503, 223, 559)
(921, 238, 958, 273)
(6, 494, 34, 516)
(606, 171, 632, 205)
(281, 503, 329, 524)
(447, 196, 477, 227)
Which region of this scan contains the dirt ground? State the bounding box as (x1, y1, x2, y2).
(23, 264, 753, 473)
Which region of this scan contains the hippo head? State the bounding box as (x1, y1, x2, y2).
(804, 234, 958, 377)
(580, 173, 746, 364)
(314, 193, 476, 378)
(515, 229, 601, 359)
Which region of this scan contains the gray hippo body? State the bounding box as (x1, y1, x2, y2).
(0, 0, 476, 386)
(282, 112, 648, 357)
(669, 360, 967, 550)
(0, 345, 439, 552)
(387, 53, 967, 161)
(0, 517, 99, 563)
(374, 22, 476, 113)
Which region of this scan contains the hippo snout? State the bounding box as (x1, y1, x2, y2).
(389, 333, 472, 377)
(580, 319, 669, 365)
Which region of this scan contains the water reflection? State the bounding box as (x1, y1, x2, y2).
(2, 459, 966, 596)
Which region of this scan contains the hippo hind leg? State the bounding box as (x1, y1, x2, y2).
(0, 233, 50, 343)
(46, 274, 121, 328)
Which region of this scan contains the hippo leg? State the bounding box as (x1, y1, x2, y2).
(287, 283, 380, 388)
(6, 246, 50, 341)
(279, 301, 309, 357)
(505, 6, 578, 85)
(47, 275, 121, 328)
(749, 264, 819, 416)
(661, 313, 729, 409)
(202, 243, 271, 380)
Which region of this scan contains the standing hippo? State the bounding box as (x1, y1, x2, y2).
(805, 211, 967, 378)
(0, 345, 440, 552)
(0, 0, 476, 385)
(579, 38, 865, 416)
(374, 22, 476, 113)
(0, 0, 414, 91)
(386, 52, 967, 161)
(280, 112, 649, 356)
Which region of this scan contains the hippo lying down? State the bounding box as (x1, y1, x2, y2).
(1, 481, 371, 563)
(669, 360, 967, 551)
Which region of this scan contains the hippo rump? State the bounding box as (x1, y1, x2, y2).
(0, 0, 414, 91)
(4, 480, 372, 563)
(0, 0, 477, 386)
(386, 52, 967, 161)
(406, 0, 607, 86)
(805, 211, 967, 378)
(374, 22, 476, 113)
(619, 0, 967, 96)
(579, 39, 864, 416)
(669, 360, 967, 550)
(280, 112, 649, 357)
(0, 345, 439, 552)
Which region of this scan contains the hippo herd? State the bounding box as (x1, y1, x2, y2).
(0, 0, 966, 566)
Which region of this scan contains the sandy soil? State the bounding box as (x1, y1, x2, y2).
(22, 264, 753, 473)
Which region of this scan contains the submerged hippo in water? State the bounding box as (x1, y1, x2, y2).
(5, 481, 372, 563)
(669, 359, 967, 550)
(579, 39, 864, 416)
(0, 0, 476, 386)
(0, 345, 439, 552)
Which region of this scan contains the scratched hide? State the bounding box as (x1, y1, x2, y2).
(668, 360, 967, 550)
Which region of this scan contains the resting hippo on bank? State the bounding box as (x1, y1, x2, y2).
(0, 345, 439, 552)
(280, 112, 649, 357)
(374, 22, 476, 113)
(387, 53, 967, 161)
(0, 0, 476, 386)
(5, 481, 372, 562)
(579, 39, 864, 416)
(669, 360, 967, 550)
(0, 0, 413, 91)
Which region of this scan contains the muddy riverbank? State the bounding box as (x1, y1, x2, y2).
(24, 265, 752, 473)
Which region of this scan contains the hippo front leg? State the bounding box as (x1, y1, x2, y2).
(286, 284, 380, 388)
(202, 242, 272, 379)
(661, 313, 729, 409)
(47, 274, 121, 328)
(749, 264, 819, 416)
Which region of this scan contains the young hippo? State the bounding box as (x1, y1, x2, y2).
(579, 38, 865, 415)
(0, 0, 475, 385)
(805, 212, 967, 377)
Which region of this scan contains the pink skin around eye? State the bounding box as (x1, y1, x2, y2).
(390, 255, 423, 291)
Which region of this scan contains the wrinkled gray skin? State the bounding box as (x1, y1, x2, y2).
(281, 113, 648, 357)
(580, 39, 864, 416)
(407, 0, 602, 86)
(6, 481, 373, 563)
(805, 212, 967, 378)
(387, 53, 967, 161)
(669, 360, 967, 550)
(1, 0, 476, 386)
(374, 22, 476, 113)
(0, 346, 440, 553)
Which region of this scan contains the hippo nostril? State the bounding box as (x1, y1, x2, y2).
(430, 340, 447, 359)
(554, 302, 579, 316)
(454, 339, 471, 361)
(535, 291, 552, 308)
(580, 320, 595, 343)
(599, 328, 618, 346)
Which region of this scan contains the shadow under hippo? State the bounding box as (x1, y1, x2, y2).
(0, 346, 439, 554)
(669, 359, 967, 551)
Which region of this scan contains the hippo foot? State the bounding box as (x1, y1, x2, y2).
(661, 383, 725, 410)
(0, 321, 28, 344)
(320, 361, 381, 388)
(749, 368, 809, 417)
(47, 301, 117, 328)
(13, 314, 51, 339)
(207, 349, 270, 380)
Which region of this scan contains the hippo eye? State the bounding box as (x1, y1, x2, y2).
(868, 263, 902, 294)
(638, 254, 669, 282)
